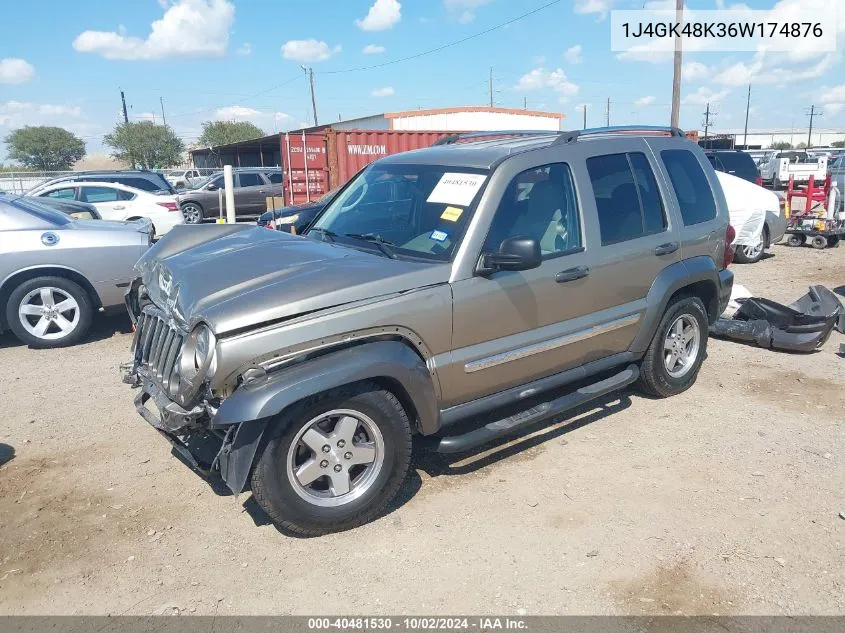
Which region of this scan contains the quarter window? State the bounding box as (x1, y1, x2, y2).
(661, 149, 717, 226)
(484, 163, 582, 258)
(44, 188, 75, 200)
(586, 152, 667, 245)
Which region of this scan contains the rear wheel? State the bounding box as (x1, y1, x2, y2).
(828, 235, 840, 248)
(251, 381, 412, 535)
(637, 295, 708, 398)
(787, 234, 806, 247)
(5, 276, 93, 348)
(734, 226, 768, 264)
(811, 235, 828, 249)
(181, 202, 204, 224)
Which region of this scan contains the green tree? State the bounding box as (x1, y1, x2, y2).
(771, 141, 793, 150)
(796, 142, 808, 149)
(103, 121, 185, 169)
(198, 120, 265, 148)
(831, 140, 845, 148)
(4, 126, 86, 170)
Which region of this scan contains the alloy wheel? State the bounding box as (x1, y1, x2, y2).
(663, 314, 701, 379)
(18, 287, 80, 341)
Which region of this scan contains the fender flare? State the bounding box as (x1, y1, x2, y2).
(628, 256, 724, 354)
(212, 340, 438, 494)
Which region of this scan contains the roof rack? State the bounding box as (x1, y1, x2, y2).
(432, 130, 559, 146)
(551, 125, 686, 146)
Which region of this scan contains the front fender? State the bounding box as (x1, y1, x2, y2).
(211, 341, 439, 494)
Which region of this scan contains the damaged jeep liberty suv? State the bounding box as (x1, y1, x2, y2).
(124, 126, 734, 535)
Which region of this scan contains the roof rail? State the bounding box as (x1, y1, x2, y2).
(432, 130, 560, 146)
(552, 125, 686, 146)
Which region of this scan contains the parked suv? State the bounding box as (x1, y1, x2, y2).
(27, 170, 176, 196)
(123, 127, 734, 535)
(177, 168, 283, 223)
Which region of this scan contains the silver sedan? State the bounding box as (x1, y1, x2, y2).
(0, 194, 151, 348)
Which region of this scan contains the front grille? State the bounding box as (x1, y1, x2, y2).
(133, 306, 184, 391)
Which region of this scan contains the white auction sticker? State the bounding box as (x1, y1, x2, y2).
(427, 173, 487, 207)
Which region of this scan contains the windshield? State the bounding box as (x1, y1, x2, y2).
(309, 164, 488, 262)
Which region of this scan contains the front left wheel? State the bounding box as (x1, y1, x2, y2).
(5, 276, 93, 348)
(251, 381, 413, 535)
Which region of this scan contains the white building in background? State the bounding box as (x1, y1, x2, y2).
(698, 127, 845, 148)
(332, 106, 565, 132)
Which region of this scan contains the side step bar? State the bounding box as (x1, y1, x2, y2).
(437, 365, 639, 454)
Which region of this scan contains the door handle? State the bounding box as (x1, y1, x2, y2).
(555, 266, 589, 283)
(258, 190, 266, 194)
(112, 205, 125, 210)
(654, 241, 679, 256)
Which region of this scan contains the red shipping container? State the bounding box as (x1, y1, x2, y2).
(281, 129, 457, 206)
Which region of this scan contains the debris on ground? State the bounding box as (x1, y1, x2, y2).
(711, 285, 842, 352)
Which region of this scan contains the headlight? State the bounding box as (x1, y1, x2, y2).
(276, 213, 299, 225)
(171, 324, 217, 396)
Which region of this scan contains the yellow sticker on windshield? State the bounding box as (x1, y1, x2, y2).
(440, 206, 464, 222)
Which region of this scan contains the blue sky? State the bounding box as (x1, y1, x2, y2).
(1, 0, 843, 160)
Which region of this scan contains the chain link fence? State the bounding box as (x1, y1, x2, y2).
(0, 168, 222, 195)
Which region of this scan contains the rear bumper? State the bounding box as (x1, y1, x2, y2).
(718, 268, 734, 317)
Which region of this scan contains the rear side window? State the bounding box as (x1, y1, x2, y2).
(586, 152, 667, 245)
(81, 186, 120, 203)
(116, 177, 159, 192)
(238, 173, 263, 187)
(661, 150, 717, 226)
(715, 152, 758, 182)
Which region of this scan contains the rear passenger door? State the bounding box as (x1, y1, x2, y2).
(579, 140, 682, 343)
(235, 172, 268, 217)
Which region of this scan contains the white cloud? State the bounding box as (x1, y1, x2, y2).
(824, 103, 844, 116)
(73, 0, 235, 60)
(236, 42, 251, 56)
(0, 58, 35, 84)
(563, 45, 583, 64)
(214, 106, 293, 130)
(634, 95, 656, 107)
(682, 86, 730, 105)
(514, 67, 579, 102)
(0, 101, 86, 134)
(820, 84, 845, 104)
(371, 87, 395, 97)
(574, 0, 613, 20)
(682, 61, 709, 81)
(134, 112, 157, 122)
(356, 0, 401, 31)
(363, 44, 386, 55)
(281, 39, 341, 62)
(712, 52, 839, 87)
(444, 0, 492, 23)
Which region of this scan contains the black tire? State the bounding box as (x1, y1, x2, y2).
(180, 202, 205, 224)
(5, 276, 93, 348)
(828, 235, 840, 248)
(251, 381, 413, 536)
(637, 295, 709, 398)
(787, 234, 806, 247)
(734, 226, 768, 264)
(811, 235, 828, 249)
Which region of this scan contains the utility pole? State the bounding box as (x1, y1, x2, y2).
(523, 96, 527, 110)
(582, 104, 587, 129)
(489, 67, 493, 108)
(120, 90, 128, 123)
(742, 84, 751, 149)
(702, 102, 715, 144)
(302, 66, 319, 127)
(806, 105, 822, 148)
(606, 98, 611, 126)
(160, 97, 167, 127)
(670, 0, 683, 128)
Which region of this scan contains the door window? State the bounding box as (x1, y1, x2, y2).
(587, 152, 667, 245)
(44, 188, 76, 200)
(660, 150, 717, 226)
(484, 163, 582, 257)
(237, 173, 263, 187)
(80, 186, 120, 203)
(266, 172, 283, 184)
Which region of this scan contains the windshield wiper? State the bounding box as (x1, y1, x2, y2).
(344, 233, 397, 259)
(307, 227, 337, 242)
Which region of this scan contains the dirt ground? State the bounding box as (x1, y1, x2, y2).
(1, 243, 843, 616)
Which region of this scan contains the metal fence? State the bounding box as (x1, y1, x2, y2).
(0, 168, 222, 195)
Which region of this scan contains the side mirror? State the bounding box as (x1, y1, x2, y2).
(206, 182, 218, 191)
(477, 236, 542, 275)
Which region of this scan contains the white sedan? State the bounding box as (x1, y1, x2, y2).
(33, 181, 184, 237)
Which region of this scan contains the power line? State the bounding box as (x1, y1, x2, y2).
(322, 0, 563, 75)
(167, 74, 304, 119)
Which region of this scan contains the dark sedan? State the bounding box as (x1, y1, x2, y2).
(256, 189, 337, 234)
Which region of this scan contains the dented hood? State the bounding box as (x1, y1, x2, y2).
(135, 224, 448, 334)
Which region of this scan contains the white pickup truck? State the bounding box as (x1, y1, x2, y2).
(759, 151, 828, 189)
